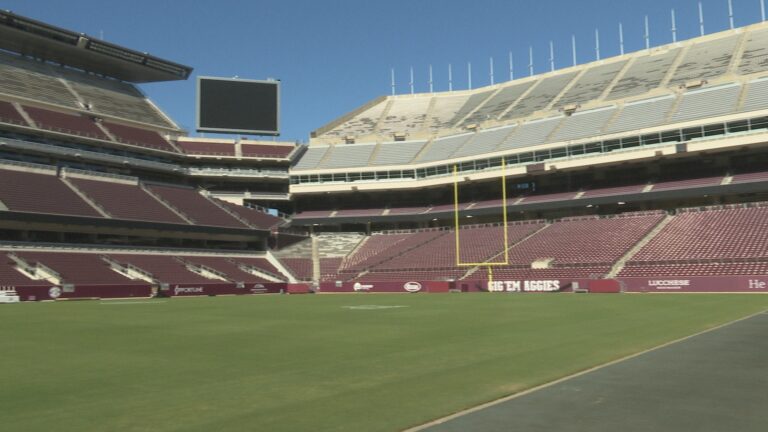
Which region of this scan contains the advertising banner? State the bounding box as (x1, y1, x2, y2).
(318, 280, 450, 293)
(618, 276, 768, 293)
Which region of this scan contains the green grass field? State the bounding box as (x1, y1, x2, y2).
(2, 293, 767, 432)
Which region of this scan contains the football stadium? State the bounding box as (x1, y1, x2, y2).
(1, 1, 768, 431)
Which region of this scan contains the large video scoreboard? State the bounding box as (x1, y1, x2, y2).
(196, 76, 279, 136)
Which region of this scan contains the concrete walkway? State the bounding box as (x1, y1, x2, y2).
(419, 312, 768, 432)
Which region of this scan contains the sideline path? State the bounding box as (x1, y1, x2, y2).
(417, 312, 768, 432)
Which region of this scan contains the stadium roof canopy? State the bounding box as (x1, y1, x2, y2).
(0, 10, 192, 83)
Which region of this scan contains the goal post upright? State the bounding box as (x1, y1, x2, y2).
(453, 159, 510, 284)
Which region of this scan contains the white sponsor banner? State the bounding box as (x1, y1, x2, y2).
(647, 279, 691, 290)
(174, 286, 204, 295)
(488, 280, 561, 292)
(403, 281, 422, 292)
(353, 282, 373, 292)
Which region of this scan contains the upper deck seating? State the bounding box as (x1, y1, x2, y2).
(334, 208, 385, 217)
(555, 60, 627, 107)
(500, 72, 578, 120)
(668, 34, 739, 86)
(670, 84, 741, 123)
(0, 51, 175, 129)
(292, 146, 330, 170)
(452, 126, 515, 158)
(605, 96, 675, 134)
(176, 140, 236, 156)
(319, 144, 376, 169)
(731, 170, 768, 184)
(0, 166, 101, 218)
(580, 184, 646, 198)
(738, 27, 768, 75)
(146, 184, 248, 229)
(550, 106, 616, 142)
(370, 141, 427, 166)
(61, 69, 174, 128)
(415, 133, 473, 163)
(215, 200, 284, 229)
(498, 116, 563, 151)
(651, 176, 724, 191)
(0, 52, 79, 107)
(449, 90, 495, 125)
(24, 105, 109, 140)
(740, 77, 768, 113)
(68, 177, 186, 224)
(460, 81, 536, 127)
(0, 101, 26, 125)
(241, 144, 294, 158)
(102, 122, 177, 152)
(377, 97, 432, 136)
(607, 48, 681, 100)
(321, 100, 389, 138)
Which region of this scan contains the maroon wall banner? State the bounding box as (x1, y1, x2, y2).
(286, 283, 312, 294)
(15, 284, 152, 301)
(463, 279, 616, 293)
(168, 283, 285, 296)
(12, 282, 286, 301)
(618, 276, 768, 293)
(318, 281, 450, 293)
(586, 279, 622, 293)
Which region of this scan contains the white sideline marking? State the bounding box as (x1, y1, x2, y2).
(405, 308, 768, 431)
(342, 305, 408, 310)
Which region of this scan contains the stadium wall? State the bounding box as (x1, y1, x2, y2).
(12, 282, 286, 301)
(319, 277, 768, 294)
(618, 276, 768, 293)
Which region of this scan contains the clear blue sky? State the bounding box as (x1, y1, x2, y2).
(3, 0, 766, 142)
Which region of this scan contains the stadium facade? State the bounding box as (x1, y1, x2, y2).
(0, 10, 767, 300)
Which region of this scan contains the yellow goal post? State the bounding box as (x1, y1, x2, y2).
(453, 159, 510, 282)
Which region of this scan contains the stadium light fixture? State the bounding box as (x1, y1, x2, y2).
(728, 0, 734, 29)
(644, 15, 650, 50)
(489, 57, 495, 85)
(618, 23, 624, 55)
(671, 9, 677, 42)
(571, 35, 577, 65)
(594, 29, 600, 60)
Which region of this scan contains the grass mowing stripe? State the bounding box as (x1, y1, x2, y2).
(1, 294, 767, 432)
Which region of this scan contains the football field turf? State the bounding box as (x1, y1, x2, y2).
(2, 293, 767, 432)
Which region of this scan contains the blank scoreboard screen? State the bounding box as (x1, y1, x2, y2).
(196, 77, 279, 135)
